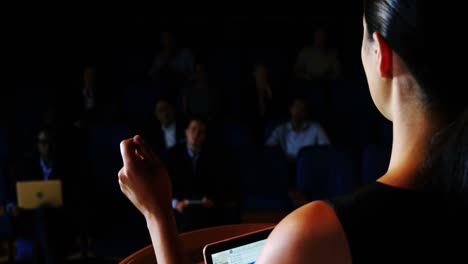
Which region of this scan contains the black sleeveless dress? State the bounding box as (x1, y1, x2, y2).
(328, 182, 468, 263)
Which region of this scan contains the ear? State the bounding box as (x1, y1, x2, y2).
(373, 32, 393, 78)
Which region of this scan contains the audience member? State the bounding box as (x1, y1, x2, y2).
(242, 62, 277, 146)
(137, 97, 185, 158)
(293, 26, 341, 81)
(165, 117, 223, 232)
(181, 62, 216, 120)
(81, 66, 97, 114)
(57, 64, 102, 128)
(37, 104, 86, 179)
(251, 62, 274, 119)
(148, 31, 194, 102)
(265, 96, 330, 163)
(5, 127, 80, 263)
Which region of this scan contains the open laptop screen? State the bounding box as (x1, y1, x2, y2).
(16, 179, 63, 209)
(203, 227, 273, 264)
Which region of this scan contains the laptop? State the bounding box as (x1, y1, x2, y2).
(16, 179, 63, 209)
(203, 226, 274, 264)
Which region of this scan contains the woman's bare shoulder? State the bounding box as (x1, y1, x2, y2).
(256, 200, 352, 264)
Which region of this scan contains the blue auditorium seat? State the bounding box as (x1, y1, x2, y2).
(296, 145, 356, 201)
(361, 144, 391, 185)
(240, 146, 292, 211)
(328, 78, 381, 147)
(221, 121, 256, 150)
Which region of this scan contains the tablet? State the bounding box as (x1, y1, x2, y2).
(203, 226, 273, 264)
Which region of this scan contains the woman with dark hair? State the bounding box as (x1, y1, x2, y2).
(118, 1, 468, 263)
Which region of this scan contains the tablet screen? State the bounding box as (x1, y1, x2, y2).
(203, 227, 273, 264)
(210, 238, 267, 264)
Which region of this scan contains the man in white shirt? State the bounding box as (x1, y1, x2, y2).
(266, 97, 330, 161)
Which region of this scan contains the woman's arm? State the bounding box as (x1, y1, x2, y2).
(256, 201, 352, 264)
(145, 212, 188, 264)
(119, 135, 189, 264)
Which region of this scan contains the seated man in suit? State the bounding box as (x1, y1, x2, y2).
(138, 97, 185, 159)
(165, 116, 222, 232)
(5, 127, 79, 263)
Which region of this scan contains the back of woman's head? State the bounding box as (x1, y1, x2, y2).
(363, 0, 467, 122)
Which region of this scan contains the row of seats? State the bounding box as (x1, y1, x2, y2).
(238, 144, 391, 212)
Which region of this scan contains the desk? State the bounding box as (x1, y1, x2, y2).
(120, 223, 275, 264)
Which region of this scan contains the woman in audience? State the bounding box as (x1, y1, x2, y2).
(118, 1, 468, 263)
